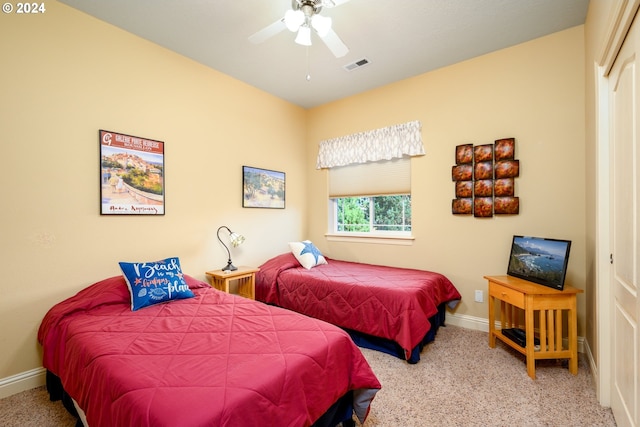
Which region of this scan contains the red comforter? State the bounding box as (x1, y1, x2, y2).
(38, 275, 380, 427)
(256, 253, 462, 360)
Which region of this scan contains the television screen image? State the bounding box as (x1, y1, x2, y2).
(507, 235, 571, 290)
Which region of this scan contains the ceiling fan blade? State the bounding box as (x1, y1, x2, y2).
(248, 18, 286, 44)
(321, 0, 351, 8)
(319, 28, 349, 58)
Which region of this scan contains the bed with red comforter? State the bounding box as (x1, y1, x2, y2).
(256, 253, 462, 363)
(38, 274, 380, 427)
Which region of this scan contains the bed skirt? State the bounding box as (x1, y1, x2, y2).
(344, 303, 448, 364)
(46, 371, 82, 427)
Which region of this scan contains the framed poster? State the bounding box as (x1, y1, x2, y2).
(100, 130, 165, 215)
(242, 166, 285, 209)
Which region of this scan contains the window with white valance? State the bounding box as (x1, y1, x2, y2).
(320, 120, 424, 241)
(316, 120, 425, 169)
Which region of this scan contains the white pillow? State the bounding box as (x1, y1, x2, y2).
(289, 240, 328, 270)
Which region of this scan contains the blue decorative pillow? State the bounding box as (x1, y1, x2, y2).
(119, 257, 195, 311)
(289, 240, 328, 269)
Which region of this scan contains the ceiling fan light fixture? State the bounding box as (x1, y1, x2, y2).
(249, 0, 350, 59)
(311, 14, 332, 37)
(295, 25, 312, 46)
(284, 9, 305, 32)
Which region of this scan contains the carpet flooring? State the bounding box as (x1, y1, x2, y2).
(0, 325, 616, 426)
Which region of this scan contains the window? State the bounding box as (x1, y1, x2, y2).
(328, 158, 412, 237)
(333, 195, 411, 233)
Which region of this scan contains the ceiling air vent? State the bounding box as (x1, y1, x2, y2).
(343, 58, 370, 72)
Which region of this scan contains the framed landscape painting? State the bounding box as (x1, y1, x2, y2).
(243, 166, 285, 209)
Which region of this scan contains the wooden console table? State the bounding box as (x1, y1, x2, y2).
(485, 275, 583, 379)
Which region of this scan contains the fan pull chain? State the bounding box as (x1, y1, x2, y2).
(306, 46, 311, 81)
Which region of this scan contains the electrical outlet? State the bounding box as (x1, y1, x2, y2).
(474, 290, 484, 303)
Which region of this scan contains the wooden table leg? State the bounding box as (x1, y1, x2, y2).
(525, 297, 536, 380)
(488, 294, 496, 348)
(568, 298, 579, 375)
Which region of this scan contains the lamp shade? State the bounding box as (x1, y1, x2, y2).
(295, 25, 312, 46)
(284, 9, 305, 32)
(229, 232, 245, 247)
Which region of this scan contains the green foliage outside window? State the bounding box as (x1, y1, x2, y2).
(335, 195, 411, 233)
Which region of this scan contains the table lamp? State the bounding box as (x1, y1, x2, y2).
(217, 226, 245, 271)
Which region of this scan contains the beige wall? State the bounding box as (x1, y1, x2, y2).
(0, 2, 590, 387)
(307, 27, 586, 327)
(0, 2, 307, 379)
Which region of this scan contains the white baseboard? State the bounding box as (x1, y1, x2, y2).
(446, 312, 585, 353)
(446, 312, 491, 332)
(582, 338, 600, 397)
(0, 367, 46, 399)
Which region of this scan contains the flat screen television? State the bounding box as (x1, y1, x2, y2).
(507, 235, 571, 290)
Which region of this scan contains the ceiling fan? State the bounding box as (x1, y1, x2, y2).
(249, 0, 350, 58)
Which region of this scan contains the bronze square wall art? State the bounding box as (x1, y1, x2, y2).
(451, 137, 519, 217)
(494, 138, 515, 160)
(474, 161, 493, 180)
(452, 164, 473, 181)
(495, 196, 519, 214)
(495, 160, 520, 178)
(452, 198, 472, 215)
(474, 197, 493, 217)
(474, 180, 493, 197)
(455, 144, 473, 164)
(494, 178, 514, 197)
(455, 181, 473, 198)
(474, 144, 494, 162)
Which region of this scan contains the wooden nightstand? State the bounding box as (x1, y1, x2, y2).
(205, 267, 259, 300)
(485, 275, 583, 380)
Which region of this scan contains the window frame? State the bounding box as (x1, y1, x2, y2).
(327, 194, 414, 244)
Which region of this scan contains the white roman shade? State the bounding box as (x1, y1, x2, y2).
(316, 120, 425, 169)
(328, 158, 410, 197)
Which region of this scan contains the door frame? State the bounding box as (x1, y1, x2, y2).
(595, 0, 640, 407)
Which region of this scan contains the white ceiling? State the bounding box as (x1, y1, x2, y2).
(58, 0, 590, 109)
